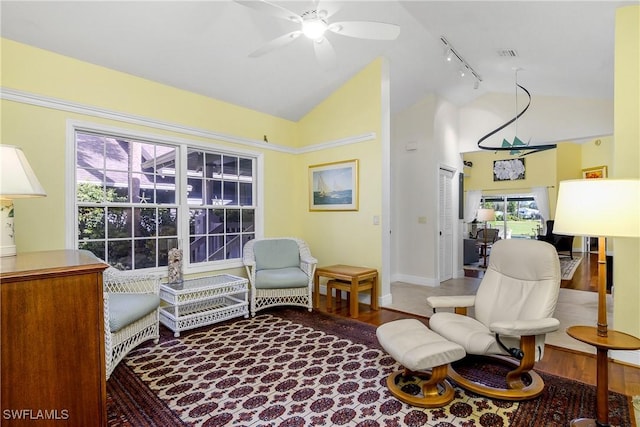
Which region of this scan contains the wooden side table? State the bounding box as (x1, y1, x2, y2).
(567, 325, 640, 427)
(314, 264, 378, 318)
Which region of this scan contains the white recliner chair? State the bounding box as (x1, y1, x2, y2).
(427, 238, 561, 400)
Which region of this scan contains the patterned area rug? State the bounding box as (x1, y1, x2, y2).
(560, 256, 583, 280)
(107, 308, 633, 426)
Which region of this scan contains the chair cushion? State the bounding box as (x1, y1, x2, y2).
(429, 312, 514, 356)
(108, 293, 160, 333)
(376, 319, 465, 371)
(255, 267, 309, 289)
(476, 239, 560, 326)
(254, 239, 300, 270)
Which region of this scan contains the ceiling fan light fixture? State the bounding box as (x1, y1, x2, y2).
(302, 18, 328, 40)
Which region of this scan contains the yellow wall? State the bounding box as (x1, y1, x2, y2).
(581, 136, 614, 176)
(613, 5, 640, 340)
(297, 60, 383, 271)
(463, 147, 557, 194)
(462, 141, 608, 218)
(1, 39, 302, 253)
(2, 39, 299, 145)
(1, 38, 382, 275)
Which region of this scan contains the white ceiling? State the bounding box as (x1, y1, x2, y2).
(1, 1, 635, 122)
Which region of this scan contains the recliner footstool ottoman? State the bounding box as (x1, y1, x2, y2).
(376, 318, 466, 408)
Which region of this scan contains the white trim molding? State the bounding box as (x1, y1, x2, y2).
(2, 87, 376, 155)
(610, 349, 640, 367)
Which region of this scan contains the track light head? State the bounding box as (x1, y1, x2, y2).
(440, 35, 483, 84)
(445, 48, 453, 62)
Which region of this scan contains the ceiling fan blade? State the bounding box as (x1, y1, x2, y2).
(235, 0, 302, 23)
(328, 21, 400, 40)
(249, 31, 302, 57)
(315, 0, 340, 20)
(313, 37, 337, 69)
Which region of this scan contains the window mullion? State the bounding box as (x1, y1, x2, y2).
(178, 144, 190, 268)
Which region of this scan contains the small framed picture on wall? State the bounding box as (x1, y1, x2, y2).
(582, 165, 607, 179)
(308, 159, 359, 211)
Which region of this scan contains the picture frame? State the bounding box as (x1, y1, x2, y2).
(493, 158, 525, 181)
(309, 159, 359, 211)
(582, 165, 607, 179)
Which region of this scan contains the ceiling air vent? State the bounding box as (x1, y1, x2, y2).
(497, 48, 519, 57)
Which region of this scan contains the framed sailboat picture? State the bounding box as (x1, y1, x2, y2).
(309, 159, 359, 211)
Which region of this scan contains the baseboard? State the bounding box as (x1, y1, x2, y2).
(610, 349, 640, 367)
(379, 293, 393, 307)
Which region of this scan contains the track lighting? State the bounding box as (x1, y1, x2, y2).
(440, 36, 482, 88)
(445, 48, 454, 62)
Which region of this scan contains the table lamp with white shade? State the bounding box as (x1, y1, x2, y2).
(0, 145, 47, 257)
(553, 178, 640, 427)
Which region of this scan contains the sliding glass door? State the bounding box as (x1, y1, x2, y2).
(480, 194, 543, 239)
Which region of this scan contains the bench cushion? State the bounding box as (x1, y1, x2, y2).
(377, 318, 465, 371)
(254, 239, 300, 270)
(108, 293, 160, 333)
(255, 267, 309, 289)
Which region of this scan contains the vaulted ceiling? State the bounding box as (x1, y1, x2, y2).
(1, 1, 633, 122)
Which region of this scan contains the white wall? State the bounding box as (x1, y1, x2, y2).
(392, 91, 613, 288)
(434, 99, 464, 279)
(391, 95, 439, 285)
(391, 95, 463, 286)
(458, 93, 614, 153)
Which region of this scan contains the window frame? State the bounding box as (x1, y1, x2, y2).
(66, 120, 263, 275)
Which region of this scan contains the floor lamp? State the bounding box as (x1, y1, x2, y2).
(554, 179, 640, 427)
(477, 208, 495, 268)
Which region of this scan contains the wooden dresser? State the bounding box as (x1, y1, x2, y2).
(1, 250, 108, 426)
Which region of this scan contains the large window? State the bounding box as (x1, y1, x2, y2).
(75, 131, 256, 271)
(481, 194, 543, 239)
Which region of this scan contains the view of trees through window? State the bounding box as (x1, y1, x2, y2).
(481, 195, 543, 239)
(75, 131, 255, 270)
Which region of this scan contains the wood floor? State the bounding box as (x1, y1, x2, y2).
(317, 253, 640, 398)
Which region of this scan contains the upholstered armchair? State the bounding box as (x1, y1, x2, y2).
(537, 219, 575, 259)
(243, 237, 317, 317)
(103, 266, 161, 379)
(427, 239, 561, 400)
(476, 228, 500, 267)
(477, 228, 499, 243)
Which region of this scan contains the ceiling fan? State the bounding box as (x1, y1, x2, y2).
(235, 0, 400, 67)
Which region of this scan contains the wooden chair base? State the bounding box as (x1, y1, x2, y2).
(447, 355, 545, 401)
(385, 365, 455, 408)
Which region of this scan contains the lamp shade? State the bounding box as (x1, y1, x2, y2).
(477, 208, 495, 222)
(0, 145, 46, 198)
(554, 179, 640, 238)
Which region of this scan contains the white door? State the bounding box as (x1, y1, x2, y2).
(439, 168, 454, 282)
